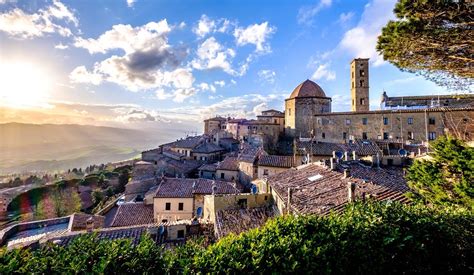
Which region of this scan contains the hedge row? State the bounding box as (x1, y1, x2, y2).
(1, 202, 472, 274)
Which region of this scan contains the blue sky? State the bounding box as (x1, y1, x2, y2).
(0, 0, 455, 131)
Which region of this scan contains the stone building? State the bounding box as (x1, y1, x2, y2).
(284, 79, 332, 137)
(381, 92, 474, 109)
(204, 116, 227, 135)
(351, 58, 370, 112)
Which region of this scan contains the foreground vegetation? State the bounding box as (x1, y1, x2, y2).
(1, 202, 472, 274)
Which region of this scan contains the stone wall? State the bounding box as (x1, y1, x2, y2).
(203, 193, 271, 223)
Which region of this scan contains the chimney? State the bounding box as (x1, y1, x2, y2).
(330, 157, 335, 170)
(343, 169, 351, 178)
(352, 151, 357, 161)
(287, 187, 292, 215)
(344, 151, 349, 161)
(347, 182, 356, 202)
(86, 217, 94, 233)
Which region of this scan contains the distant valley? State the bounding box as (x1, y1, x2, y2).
(0, 123, 188, 173)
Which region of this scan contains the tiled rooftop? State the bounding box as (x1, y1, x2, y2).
(69, 213, 105, 231)
(266, 162, 409, 215)
(125, 178, 157, 197)
(198, 163, 217, 172)
(155, 178, 242, 198)
(193, 142, 225, 154)
(166, 135, 206, 149)
(237, 143, 267, 163)
(296, 140, 381, 157)
(216, 156, 239, 171)
(257, 155, 295, 168)
(110, 203, 154, 227)
(215, 207, 276, 239)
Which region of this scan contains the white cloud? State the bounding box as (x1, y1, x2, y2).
(126, 0, 136, 8)
(191, 36, 237, 75)
(198, 82, 216, 93)
(72, 20, 195, 96)
(0, 0, 77, 39)
(258, 69, 276, 84)
(214, 80, 225, 87)
(338, 11, 355, 25)
(311, 63, 336, 81)
(69, 66, 102, 85)
(297, 0, 332, 25)
(54, 42, 68, 49)
(193, 14, 216, 38)
(234, 22, 275, 53)
(339, 0, 396, 66)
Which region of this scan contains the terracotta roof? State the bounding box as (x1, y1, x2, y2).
(261, 109, 284, 115)
(238, 144, 267, 163)
(227, 118, 247, 123)
(215, 207, 276, 239)
(110, 203, 154, 227)
(172, 135, 206, 149)
(385, 94, 474, 101)
(257, 155, 295, 168)
(216, 156, 239, 171)
(266, 162, 409, 215)
(68, 213, 105, 231)
(163, 149, 185, 159)
(198, 163, 217, 172)
(125, 178, 157, 197)
(193, 142, 225, 154)
(154, 178, 242, 198)
(288, 79, 328, 99)
(204, 116, 227, 122)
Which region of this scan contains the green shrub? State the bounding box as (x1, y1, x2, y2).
(1, 202, 472, 274)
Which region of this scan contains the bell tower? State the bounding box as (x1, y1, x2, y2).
(351, 58, 369, 112)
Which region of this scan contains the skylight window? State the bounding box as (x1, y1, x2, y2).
(308, 174, 323, 181)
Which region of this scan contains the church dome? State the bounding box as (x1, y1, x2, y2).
(288, 79, 327, 99)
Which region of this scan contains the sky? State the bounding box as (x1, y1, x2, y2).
(0, 0, 457, 132)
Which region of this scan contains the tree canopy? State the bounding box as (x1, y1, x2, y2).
(406, 136, 474, 209)
(376, 0, 473, 91)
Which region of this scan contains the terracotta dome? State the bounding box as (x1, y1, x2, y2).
(288, 79, 327, 99)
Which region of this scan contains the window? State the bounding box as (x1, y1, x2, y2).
(165, 202, 171, 211)
(322, 132, 326, 139)
(359, 80, 364, 87)
(383, 132, 389, 140)
(429, 117, 436, 125)
(177, 230, 185, 239)
(238, 199, 248, 209)
(359, 69, 365, 76)
(264, 195, 268, 201)
(360, 98, 365, 105)
(352, 82, 354, 88)
(362, 118, 368, 125)
(263, 169, 269, 176)
(274, 119, 277, 124)
(178, 202, 184, 211)
(345, 119, 351, 125)
(429, 132, 436, 140)
(407, 117, 413, 124)
(220, 172, 224, 179)
(362, 132, 368, 140)
(288, 108, 291, 116)
(408, 131, 414, 140)
(383, 117, 389, 125)
(343, 132, 347, 139)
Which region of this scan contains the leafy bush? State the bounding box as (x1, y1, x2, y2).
(1, 202, 472, 274)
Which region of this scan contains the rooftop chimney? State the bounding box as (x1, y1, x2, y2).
(86, 217, 94, 233)
(344, 151, 349, 161)
(347, 182, 356, 202)
(343, 169, 351, 179)
(330, 157, 335, 170)
(352, 151, 357, 161)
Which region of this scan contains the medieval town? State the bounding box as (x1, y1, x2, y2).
(1, 57, 473, 250)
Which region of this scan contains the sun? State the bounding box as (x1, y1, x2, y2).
(0, 62, 52, 108)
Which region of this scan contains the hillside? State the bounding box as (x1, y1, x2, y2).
(0, 123, 182, 173)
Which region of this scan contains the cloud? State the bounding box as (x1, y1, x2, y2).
(0, 0, 77, 39)
(126, 0, 136, 8)
(193, 14, 216, 38)
(191, 36, 237, 75)
(339, 0, 396, 66)
(193, 14, 234, 38)
(69, 66, 102, 85)
(198, 82, 216, 93)
(214, 80, 225, 87)
(234, 22, 275, 53)
(311, 63, 336, 81)
(297, 0, 332, 25)
(72, 20, 196, 94)
(258, 69, 276, 84)
(54, 42, 68, 49)
(338, 11, 355, 25)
